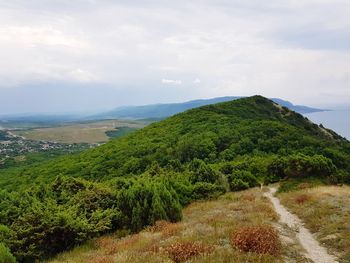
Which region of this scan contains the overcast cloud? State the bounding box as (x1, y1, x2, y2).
(0, 0, 349, 114)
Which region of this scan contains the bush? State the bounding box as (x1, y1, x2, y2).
(165, 242, 214, 263)
(269, 154, 336, 179)
(192, 182, 226, 200)
(230, 225, 281, 256)
(0, 243, 16, 263)
(227, 170, 259, 191)
(229, 179, 249, 191)
(189, 159, 219, 184)
(295, 194, 310, 204)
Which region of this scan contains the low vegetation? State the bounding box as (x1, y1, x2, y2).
(47, 188, 305, 263)
(230, 225, 281, 256)
(278, 184, 350, 262)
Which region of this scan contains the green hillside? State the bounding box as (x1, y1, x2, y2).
(0, 96, 349, 262)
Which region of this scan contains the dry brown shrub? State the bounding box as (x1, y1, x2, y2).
(88, 254, 115, 263)
(295, 194, 310, 204)
(230, 225, 281, 256)
(165, 242, 214, 263)
(95, 235, 139, 254)
(241, 194, 256, 202)
(150, 220, 182, 237)
(149, 220, 171, 232)
(95, 236, 114, 248)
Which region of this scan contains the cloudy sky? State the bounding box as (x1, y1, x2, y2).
(0, 0, 349, 114)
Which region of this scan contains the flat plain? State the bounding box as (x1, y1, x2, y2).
(13, 120, 146, 144)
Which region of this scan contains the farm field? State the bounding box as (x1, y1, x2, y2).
(13, 119, 147, 144)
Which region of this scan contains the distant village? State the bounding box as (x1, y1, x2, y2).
(0, 130, 92, 166)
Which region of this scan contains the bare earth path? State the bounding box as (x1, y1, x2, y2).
(264, 187, 338, 263)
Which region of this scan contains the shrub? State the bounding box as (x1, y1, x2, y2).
(192, 182, 226, 200)
(165, 242, 214, 263)
(269, 154, 336, 179)
(0, 243, 16, 263)
(227, 170, 259, 191)
(295, 194, 310, 204)
(229, 179, 249, 191)
(230, 225, 281, 256)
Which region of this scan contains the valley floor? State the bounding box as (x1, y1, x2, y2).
(47, 188, 311, 263)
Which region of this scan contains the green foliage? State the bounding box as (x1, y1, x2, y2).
(228, 170, 258, 191)
(269, 154, 336, 178)
(0, 96, 349, 262)
(189, 159, 219, 184)
(0, 243, 16, 263)
(192, 182, 226, 200)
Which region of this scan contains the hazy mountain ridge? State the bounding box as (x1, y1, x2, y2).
(94, 96, 325, 120)
(0, 96, 325, 124)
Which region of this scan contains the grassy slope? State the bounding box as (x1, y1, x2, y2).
(47, 188, 307, 263)
(278, 185, 350, 262)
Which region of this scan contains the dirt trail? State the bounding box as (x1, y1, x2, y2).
(264, 187, 338, 263)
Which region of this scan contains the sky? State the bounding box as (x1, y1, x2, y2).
(0, 0, 350, 115)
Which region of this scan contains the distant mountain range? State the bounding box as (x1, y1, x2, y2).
(0, 96, 326, 123)
(93, 96, 326, 120)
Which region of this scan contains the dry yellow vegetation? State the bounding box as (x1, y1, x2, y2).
(14, 120, 144, 144)
(46, 188, 308, 263)
(278, 185, 350, 263)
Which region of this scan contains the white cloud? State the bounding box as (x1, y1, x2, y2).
(0, 0, 349, 113)
(162, 79, 182, 85)
(193, 78, 201, 84)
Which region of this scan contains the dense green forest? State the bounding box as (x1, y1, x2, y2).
(0, 96, 349, 262)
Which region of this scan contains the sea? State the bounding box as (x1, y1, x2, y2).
(304, 110, 350, 140)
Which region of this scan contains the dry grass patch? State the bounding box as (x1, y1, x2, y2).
(278, 185, 350, 262)
(165, 242, 214, 263)
(95, 234, 140, 255)
(231, 225, 281, 256)
(148, 220, 182, 237)
(87, 254, 115, 263)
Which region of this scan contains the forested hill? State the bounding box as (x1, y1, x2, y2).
(0, 96, 346, 190)
(0, 96, 349, 262)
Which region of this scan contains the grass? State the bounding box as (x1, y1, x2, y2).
(14, 120, 145, 144)
(46, 188, 307, 263)
(278, 184, 350, 262)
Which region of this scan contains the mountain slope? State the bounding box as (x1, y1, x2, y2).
(0, 96, 348, 262)
(94, 96, 325, 120)
(0, 96, 344, 190)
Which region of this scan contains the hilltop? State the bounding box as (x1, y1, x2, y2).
(0, 96, 349, 262)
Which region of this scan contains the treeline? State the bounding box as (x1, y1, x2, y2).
(0, 96, 349, 262)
